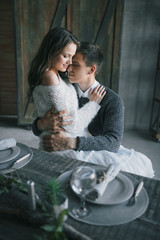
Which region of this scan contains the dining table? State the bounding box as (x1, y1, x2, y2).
(0, 143, 160, 240)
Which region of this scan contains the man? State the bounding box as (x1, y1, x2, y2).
(32, 42, 124, 153)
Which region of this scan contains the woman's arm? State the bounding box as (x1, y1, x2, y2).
(40, 83, 105, 136)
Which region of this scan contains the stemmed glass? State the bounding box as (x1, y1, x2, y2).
(70, 166, 97, 218)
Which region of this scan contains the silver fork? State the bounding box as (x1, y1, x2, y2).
(127, 181, 144, 206)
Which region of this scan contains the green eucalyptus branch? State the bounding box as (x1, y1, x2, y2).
(0, 174, 27, 194)
(34, 178, 68, 240)
(47, 178, 65, 206)
(40, 209, 68, 240)
(0, 175, 68, 240)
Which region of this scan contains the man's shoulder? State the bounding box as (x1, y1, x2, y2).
(100, 86, 124, 109)
(105, 87, 122, 100)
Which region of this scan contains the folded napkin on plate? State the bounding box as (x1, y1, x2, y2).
(0, 138, 16, 151)
(86, 163, 121, 201)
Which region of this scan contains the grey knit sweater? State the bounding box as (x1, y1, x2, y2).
(77, 87, 124, 152)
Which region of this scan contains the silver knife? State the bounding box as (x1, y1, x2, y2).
(135, 181, 144, 198)
(12, 154, 30, 168)
(1, 153, 30, 174)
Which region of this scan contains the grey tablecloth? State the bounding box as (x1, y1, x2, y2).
(0, 146, 160, 240)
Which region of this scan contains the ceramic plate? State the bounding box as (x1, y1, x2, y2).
(58, 172, 149, 226)
(0, 146, 20, 163)
(86, 173, 134, 205)
(0, 143, 33, 174)
(57, 168, 134, 205)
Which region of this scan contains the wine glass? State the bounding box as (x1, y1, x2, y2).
(70, 166, 97, 218)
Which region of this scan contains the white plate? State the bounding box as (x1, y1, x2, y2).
(0, 143, 33, 174)
(86, 173, 134, 205)
(57, 168, 134, 205)
(58, 171, 149, 226)
(0, 146, 20, 163)
(69, 175, 149, 226)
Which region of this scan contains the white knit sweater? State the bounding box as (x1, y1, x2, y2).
(33, 76, 100, 139)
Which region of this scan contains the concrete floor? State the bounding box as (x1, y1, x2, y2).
(0, 117, 160, 180)
(122, 128, 160, 180)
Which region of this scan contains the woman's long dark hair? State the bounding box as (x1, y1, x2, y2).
(27, 27, 79, 102)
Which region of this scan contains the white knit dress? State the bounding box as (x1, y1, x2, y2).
(33, 76, 100, 141)
(33, 76, 154, 178)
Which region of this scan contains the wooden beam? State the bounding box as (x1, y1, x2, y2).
(95, 0, 117, 45)
(50, 0, 69, 29)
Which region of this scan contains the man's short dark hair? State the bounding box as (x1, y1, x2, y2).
(76, 42, 104, 75)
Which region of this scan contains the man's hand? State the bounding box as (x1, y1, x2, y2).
(37, 106, 73, 133)
(43, 131, 78, 151)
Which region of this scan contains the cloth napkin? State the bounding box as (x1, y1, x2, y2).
(0, 138, 16, 151)
(87, 163, 121, 201)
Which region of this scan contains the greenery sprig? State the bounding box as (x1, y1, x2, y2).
(0, 175, 68, 240)
(35, 178, 68, 240)
(47, 178, 65, 206)
(0, 174, 27, 194)
(38, 209, 68, 240)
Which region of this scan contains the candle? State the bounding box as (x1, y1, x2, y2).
(27, 180, 36, 211)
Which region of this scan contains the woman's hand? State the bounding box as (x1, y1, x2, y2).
(89, 85, 106, 104)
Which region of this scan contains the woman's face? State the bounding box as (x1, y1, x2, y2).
(53, 42, 77, 73)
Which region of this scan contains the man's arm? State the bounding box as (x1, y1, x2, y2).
(43, 131, 78, 151)
(32, 117, 43, 136)
(77, 91, 124, 152)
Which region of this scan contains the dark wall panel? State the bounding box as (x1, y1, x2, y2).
(0, 0, 16, 115)
(119, 0, 160, 129)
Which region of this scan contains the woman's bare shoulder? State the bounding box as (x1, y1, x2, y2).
(42, 70, 59, 86)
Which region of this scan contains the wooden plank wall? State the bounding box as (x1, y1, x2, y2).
(0, 0, 122, 124)
(14, 0, 123, 125)
(0, 0, 16, 115)
(66, 0, 122, 92)
(14, 0, 59, 124)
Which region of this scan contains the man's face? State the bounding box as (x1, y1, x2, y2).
(67, 52, 90, 84)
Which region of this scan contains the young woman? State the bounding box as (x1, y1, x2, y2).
(28, 27, 106, 149)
